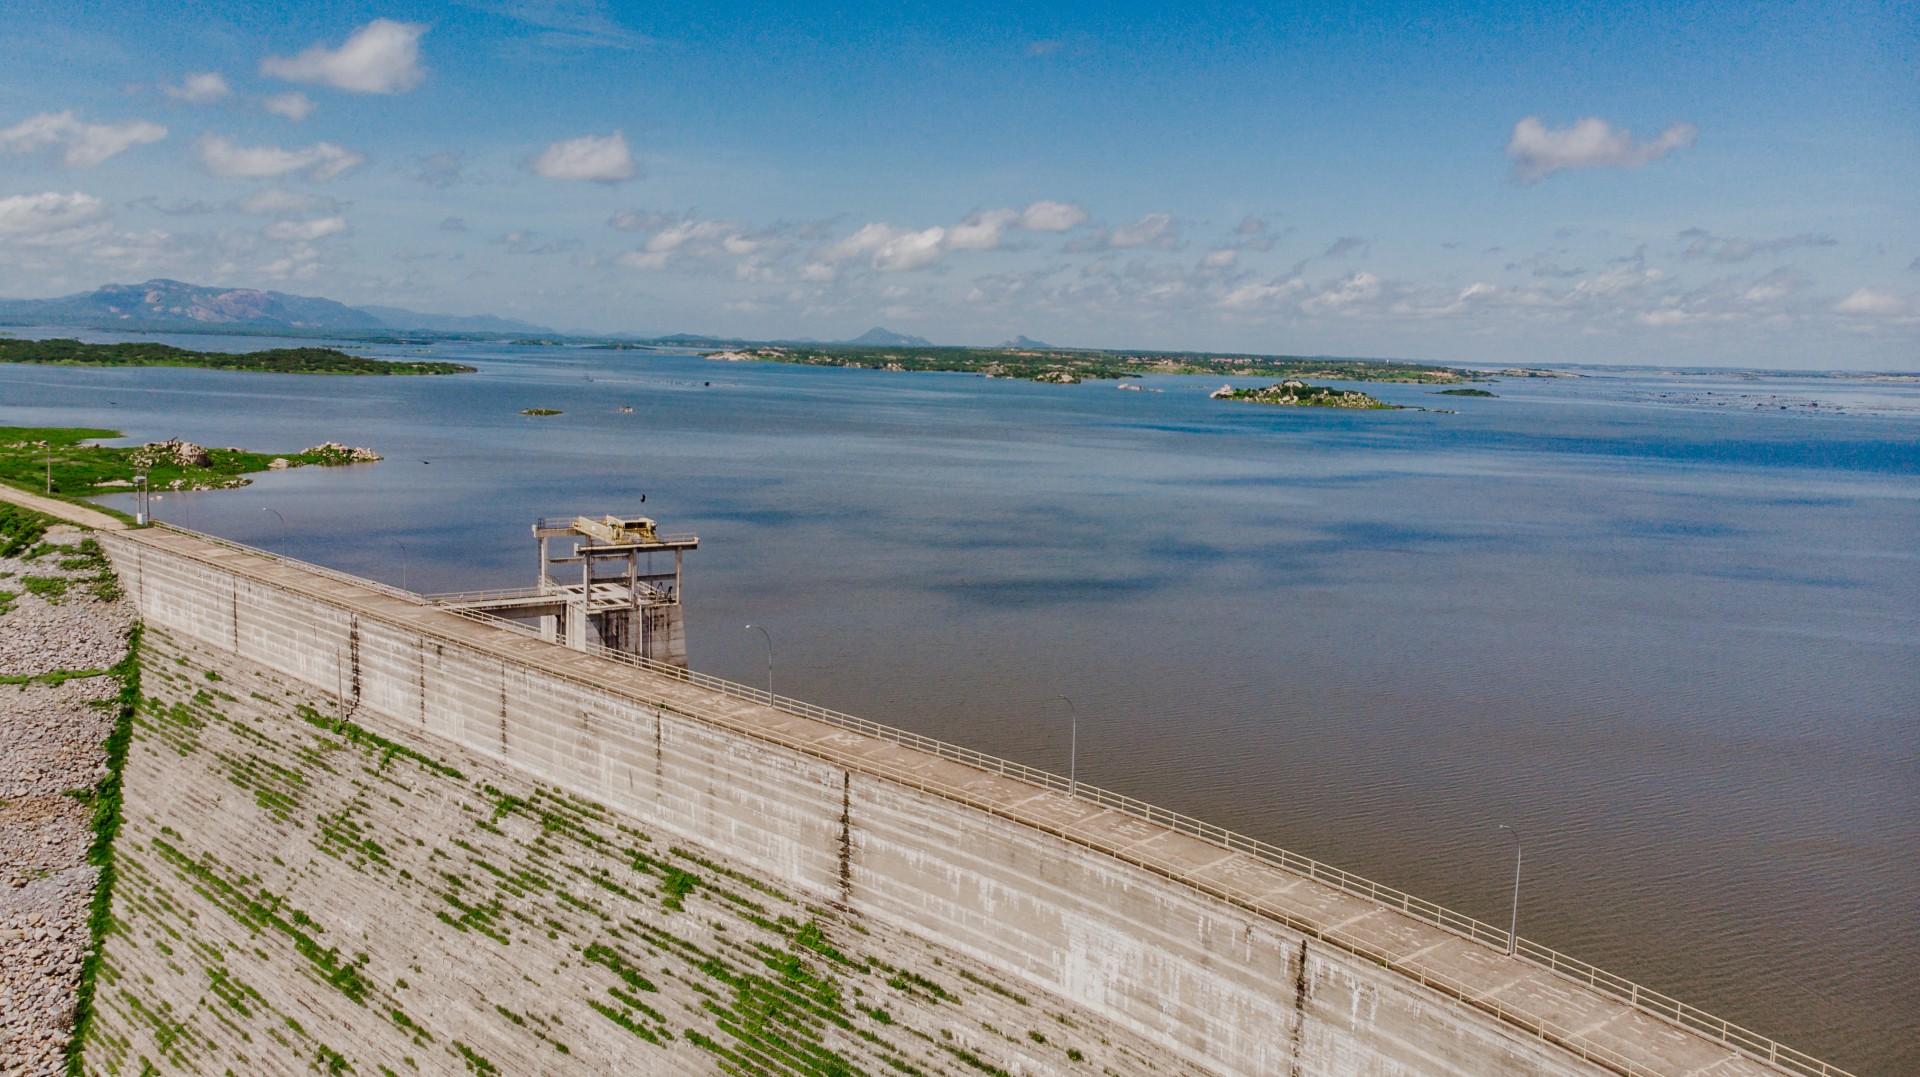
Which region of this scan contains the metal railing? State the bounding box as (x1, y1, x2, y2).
(420, 585, 549, 605)
(141, 522, 1852, 1077)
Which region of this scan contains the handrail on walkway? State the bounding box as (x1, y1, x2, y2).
(139, 521, 1852, 1077)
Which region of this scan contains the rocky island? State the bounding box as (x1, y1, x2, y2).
(1, 427, 382, 494)
(1210, 379, 1399, 409)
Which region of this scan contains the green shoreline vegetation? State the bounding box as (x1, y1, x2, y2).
(703, 344, 1472, 385)
(2, 426, 382, 495)
(1209, 379, 1399, 409)
(0, 337, 474, 375)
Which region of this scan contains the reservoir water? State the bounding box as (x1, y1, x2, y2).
(3, 336, 1915, 1073)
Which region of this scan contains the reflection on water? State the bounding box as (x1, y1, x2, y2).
(5, 334, 1916, 1073)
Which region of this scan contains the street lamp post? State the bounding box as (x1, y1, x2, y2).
(395, 539, 410, 592)
(261, 507, 288, 546)
(133, 473, 149, 525)
(1499, 824, 1523, 956)
(744, 624, 773, 704)
(1056, 695, 1078, 799)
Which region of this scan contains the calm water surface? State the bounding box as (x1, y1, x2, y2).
(3, 335, 1915, 1073)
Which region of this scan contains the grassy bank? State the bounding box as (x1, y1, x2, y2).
(1, 426, 380, 495)
(0, 337, 473, 375)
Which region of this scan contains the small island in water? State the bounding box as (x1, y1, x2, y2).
(1, 426, 381, 494)
(1210, 380, 1398, 409)
(0, 337, 474, 375)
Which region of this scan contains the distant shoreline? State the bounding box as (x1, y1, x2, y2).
(0, 338, 473, 376)
(702, 344, 1475, 385)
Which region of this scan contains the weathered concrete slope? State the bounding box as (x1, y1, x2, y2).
(91, 624, 1187, 1075)
(85, 525, 1785, 1076)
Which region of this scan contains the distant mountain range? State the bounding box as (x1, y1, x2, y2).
(0, 279, 556, 337)
(844, 326, 933, 346)
(1000, 335, 1051, 348)
(0, 280, 990, 349)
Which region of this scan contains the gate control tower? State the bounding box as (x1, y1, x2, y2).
(435, 514, 698, 667)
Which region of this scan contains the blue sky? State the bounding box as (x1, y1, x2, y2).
(0, 0, 1914, 367)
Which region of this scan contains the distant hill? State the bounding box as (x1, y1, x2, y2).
(356, 305, 554, 335)
(0, 279, 554, 337)
(1000, 335, 1051, 348)
(844, 327, 933, 347)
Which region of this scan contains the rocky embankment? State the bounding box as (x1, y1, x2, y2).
(0, 510, 131, 1077)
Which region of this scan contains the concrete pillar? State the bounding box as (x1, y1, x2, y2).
(565, 600, 588, 651)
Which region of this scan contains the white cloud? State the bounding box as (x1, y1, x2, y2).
(1201, 248, 1237, 268)
(0, 191, 111, 245)
(237, 188, 339, 216)
(1301, 271, 1383, 314)
(262, 91, 315, 121)
(1507, 116, 1697, 183)
(645, 218, 732, 253)
(0, 111, 167, 168)
(1574, 263, 1666, 297)
(614, 201, 1091, 280)
(197, 135, 366, 181)
(1106, 212, 1176, 249)
(1019, 200, 1088, 231)
(529, 131, 636, 182)
(605, 212, 795, 280)
(163, 72, 230, 103)
(944, 209, 1021, 252)
(935, 201, 1090, 253)
(1215, 277, 1305, 310)
(261, 19, 428, 94)
(1835, 288, 1912, 317)
(824, 222, 949, 272)
(265, 216, 349, 241)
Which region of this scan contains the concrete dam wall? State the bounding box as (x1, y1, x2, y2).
(81, 524, 1792, 1076)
